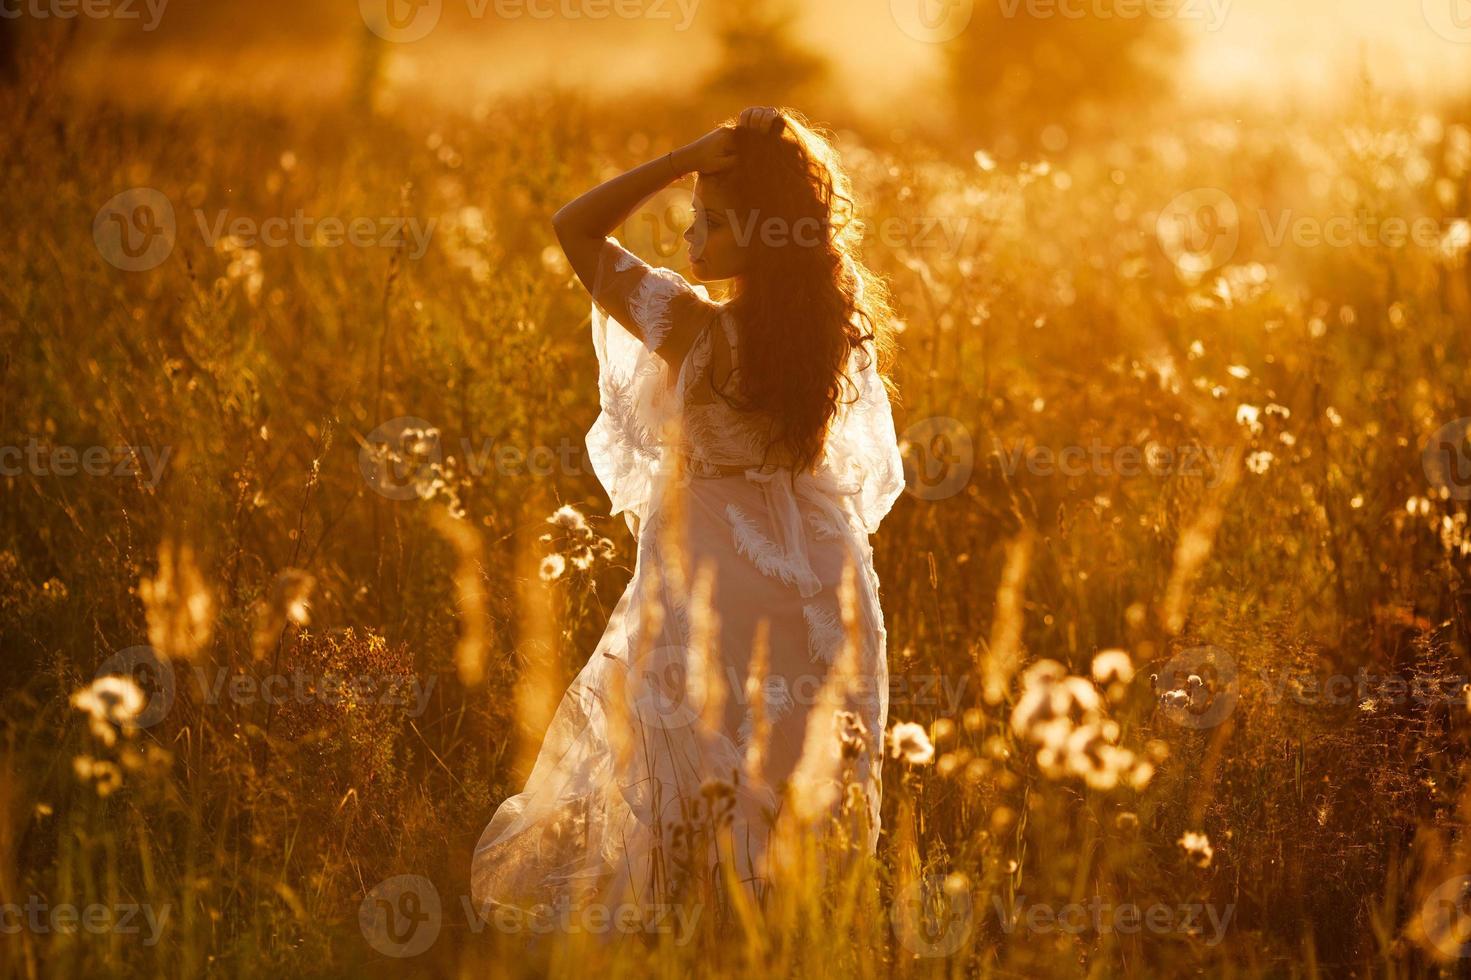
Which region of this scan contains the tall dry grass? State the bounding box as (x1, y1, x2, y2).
(2, 36, 1470, 978)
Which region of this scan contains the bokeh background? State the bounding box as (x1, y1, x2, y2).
(4, 0, 1471, 976)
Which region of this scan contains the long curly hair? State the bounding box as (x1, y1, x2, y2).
(708, 109, 897, 474)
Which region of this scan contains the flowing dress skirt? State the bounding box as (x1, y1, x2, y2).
(470, 464, 890, 915)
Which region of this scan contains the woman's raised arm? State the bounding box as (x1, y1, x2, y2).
(550, 128, 735, 308)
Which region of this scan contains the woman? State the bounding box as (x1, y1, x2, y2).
(472, 107, 904, 922)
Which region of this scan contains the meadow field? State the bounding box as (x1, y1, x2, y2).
(3, 9, 1471, 977)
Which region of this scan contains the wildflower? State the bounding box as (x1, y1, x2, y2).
(1246, 450, 1275, 474)
(140, 540, 215, 662)
(71, 676, 145, 746)
(538, 554, 566, 582)
(699, 776, 735, 802)
(73, 755, 124, 797)
(1091, 649, 1135, 685)
(1010, 661, 1102, 739)
(276, 570, 315, 626)
(888, 721, 935, 765)
(1179, 830, 1214, 868)
(931, 717, 956, 744)
(540, 505, 613, 574)
(546, 504, 589, 533)
(834, 710, 869, 761)
(1235, 404, 1262, 435)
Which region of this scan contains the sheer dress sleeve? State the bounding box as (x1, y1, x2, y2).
(585, 237, 719, 532)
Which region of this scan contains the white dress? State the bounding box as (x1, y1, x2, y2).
(471, 238, 904, 915)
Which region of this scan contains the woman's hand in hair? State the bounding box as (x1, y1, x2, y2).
(673, 126, 738, 176)
(737, 106, 784, 135)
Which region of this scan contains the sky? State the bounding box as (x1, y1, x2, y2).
(402, 0, 1471, 111)
(70, 0, 1471, 114)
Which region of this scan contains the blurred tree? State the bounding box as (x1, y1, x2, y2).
(946, 1, 1184, 157)
(700, 0, 830, 111)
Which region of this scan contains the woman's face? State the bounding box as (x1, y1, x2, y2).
(684, 177, 747, 282)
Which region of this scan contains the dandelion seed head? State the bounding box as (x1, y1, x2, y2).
(888, 721, 935, 765)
